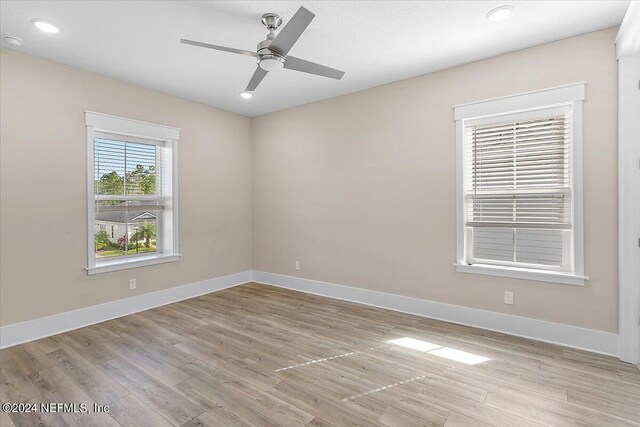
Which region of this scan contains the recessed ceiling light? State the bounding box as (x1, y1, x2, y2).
(486, 5, 513, 22)
(240, 91, 253, 99)
(2, 36, 23, 47)
(32, 18, 60, 34)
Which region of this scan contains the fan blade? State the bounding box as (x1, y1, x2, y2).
(285, 56, 345, 80)
(268, 6, 315, 56)
(246, 67, 268, 91)
(180, 39, 257, 57)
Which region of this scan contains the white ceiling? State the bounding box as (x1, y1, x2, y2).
(0, 1, 629, 117)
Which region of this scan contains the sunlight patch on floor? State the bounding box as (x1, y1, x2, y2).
(388, 337, 491, 365)
(388, 337, 442, 352)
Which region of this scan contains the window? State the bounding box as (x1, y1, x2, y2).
(454, 83, 586, 285)
(86, 112, 179, 274)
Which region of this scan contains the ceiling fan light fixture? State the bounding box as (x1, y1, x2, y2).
(32, 18, 60, 33)
(258, 54, 285, 71)
(486, 5, 513, 22)
(240, 91, 253, 99)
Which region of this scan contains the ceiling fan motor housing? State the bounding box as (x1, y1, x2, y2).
(257, 38, 285, 71)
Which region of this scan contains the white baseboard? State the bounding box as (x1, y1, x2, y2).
(0, 270, 252, 349)
(253, 271, 620, 357)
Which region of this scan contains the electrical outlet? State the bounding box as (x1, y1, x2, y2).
(129, 279, 137, 290)
(295, 261, 300, 271)
(504, 291, 514, 305)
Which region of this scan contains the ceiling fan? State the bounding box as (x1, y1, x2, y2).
(180, 6, 345, 94)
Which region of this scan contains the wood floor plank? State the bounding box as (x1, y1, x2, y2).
(120, 313, 190, 345)
(193, 351, 280, 391)
(485, 388, 638, 426)
(378, 405, 443, 427)
(181, 328, 257, 361)
(1, 283, 638, 427)
(1, 410, 17, 427)
(443, 412, 492, 427)
(566, 388, 640, 423)
(174, 377, 281, 427)
(413, 388, 544, 427)
(307, 418, 337, 427)
(539, 360, 640, 397)
(619, 368, 640, 385)
(273, 360, 388, 421)
(99, 357, 203, 426)
(52, 329, 118, 365)
(100, 338, 189, 388)
(4, 343, 54, 375)
(27, 366, 120, 427)
(31, 337, 63, 354)
(0, 350, 42, 403)
(243, 342, 316, 372)
(107, 394, 173, 427)
(448, 362, 569, 400)
(46, 344, 129, 405)
(204, 316, 291, 349)
(353, 387, 450, 427)
(419, 373, 488, 404)
(268, 380, 388, 427)
(180, 360, 315, 426)
(322, 353, 428, 395)
(102, 321, 195, 368)
(181, 412, 229, 427)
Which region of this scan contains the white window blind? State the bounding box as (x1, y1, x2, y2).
(463, 107, 572, 270)
(93, 133, 166, 258)
(94, 135, 163, 208)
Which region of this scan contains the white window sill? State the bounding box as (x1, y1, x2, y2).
(454, 263, 587, 286)
(87, 254, 180, 275)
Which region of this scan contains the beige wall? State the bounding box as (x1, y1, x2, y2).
(252, 27, 619, 333)
(0, 27, 619, 332)
(0, 49, 252, 326)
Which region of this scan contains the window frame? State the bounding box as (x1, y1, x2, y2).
(453, 83, 587, 286)
(85, 111, 180, 275)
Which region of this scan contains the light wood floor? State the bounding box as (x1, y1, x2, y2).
(1, 283, 639, 427)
